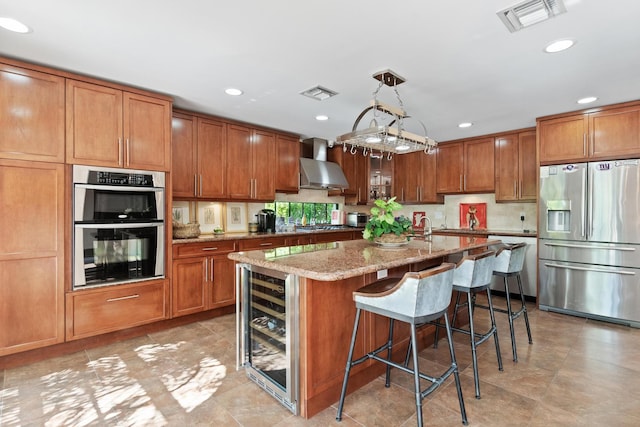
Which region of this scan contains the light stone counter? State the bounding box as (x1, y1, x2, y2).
(228, 235, 500, 281)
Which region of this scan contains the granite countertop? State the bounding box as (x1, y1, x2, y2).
(228, 235, 500, 281)
(173, 226, 363, 244)
(432, 228, 537, 238)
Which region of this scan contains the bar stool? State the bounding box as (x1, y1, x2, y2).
(432, 250, 503, 399)
(491, 242, 532, 362)
(336, 263, 468, 427)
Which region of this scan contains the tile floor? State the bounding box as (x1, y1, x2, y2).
(2, 296, 640, 426)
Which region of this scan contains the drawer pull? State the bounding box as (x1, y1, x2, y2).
(107, 294, 140, 302)
(202, 247, 219, 251)
(260, 242, 274, 246)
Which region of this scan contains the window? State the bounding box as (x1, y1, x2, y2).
(265, 202, 338, 225)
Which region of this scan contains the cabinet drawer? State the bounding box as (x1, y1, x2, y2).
(239, 236, 289, 250)
(67, 281, 167, 340)
(173, 240, 236, 258)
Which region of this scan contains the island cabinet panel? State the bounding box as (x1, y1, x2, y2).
(495, 130, 537, 202)
(66, 280, 168, 340)
(171, 240, 237, 317)
(226, 124, 276, 201)
(0, 63, 65, 163)
(0, 160, 65, 356)
(275, 133, 300, 193)
(172, 112, 228, 199)
(538, 102, 640, 164)
(66, 79, 171, 171)
(437, 138, 495, 193)
(238, 236, 289, 251)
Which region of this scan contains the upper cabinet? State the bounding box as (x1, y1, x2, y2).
(66, 79, 171, 171)
(226, 124, 276, 201)
(275, 133, 300, 193)
(494, 130, 536, 202)
(172, 112, 227, 199)
(436, 137, 495, 194)
(327, 147, 357, 197)
(538, 103, 640, 164)
(0, 63, 65, 163)
(394, 150, 443, 204)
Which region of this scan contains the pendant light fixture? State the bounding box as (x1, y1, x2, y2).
(335, 69, 436, 157)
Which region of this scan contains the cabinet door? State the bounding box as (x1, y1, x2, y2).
(0, 160, 65, 355)
(464, 137, 494, 192)
(538, 115, 588, 164)
(252, 129, 276, 200)
(419, 150, 442, 203)
(495, 133, 519, 202)
(0, 64, 65, 162)
(355, 153, 369, 204)
(124, 92, 171, 171)
(172, 257, 208, 317)
(589, 106, 640, 159)
(436, 142, 463, 193)
(171, 113, 197, 198)
(198, 118, 227, 198)
(66, 80, 123, 167)
(518, 131, 537, 201)
(327, 147, 357, 196)
(226, 124, 252, 199)
(210, 255, 236, 308)
(275, 134, 300, 193)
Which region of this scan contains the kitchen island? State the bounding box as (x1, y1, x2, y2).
(229, 235, 499, 418)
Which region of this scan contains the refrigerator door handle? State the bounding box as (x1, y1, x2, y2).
(582, 166, 588, 238)
(543, 242, 636, 252)
(544, 262, 636, 276)
(587, 165, 593, 239)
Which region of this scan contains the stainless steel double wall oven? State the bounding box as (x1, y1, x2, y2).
(73, 165, 165, 290)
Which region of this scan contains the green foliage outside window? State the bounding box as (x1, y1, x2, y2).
(264, 202, 337, 224)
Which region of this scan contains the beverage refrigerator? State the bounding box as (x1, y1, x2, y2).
(538, 159, 640, 327)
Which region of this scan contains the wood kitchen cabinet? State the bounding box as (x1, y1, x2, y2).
(226, 124, 276, 200)
(436, 137, 495, 193)
(172, 111, 227, 198)
(1, 160, 65, 356)
(394, 150, 443, 204)
(538, 102, 640, 164)
(0, 62, 65, 163)
(327, 147, 357, 197)
(66, 280, 168, 340)
(171, 240, 237, 317)
(275, 133, 300, 193)
(66, 79, 171, 171)
(495, 129, 537, 202)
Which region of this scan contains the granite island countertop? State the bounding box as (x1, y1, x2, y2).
(228, 235, 500, 281)
(432, 228, 537, 238)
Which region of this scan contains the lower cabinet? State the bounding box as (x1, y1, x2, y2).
(171, 240, 237, 317)
(66, 280, 168, 340)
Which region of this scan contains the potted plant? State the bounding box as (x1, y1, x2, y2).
(362, 197, 413, 244)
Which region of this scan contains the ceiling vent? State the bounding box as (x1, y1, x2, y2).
(300, 85, 338, 101)
(497, 0, 567, 32)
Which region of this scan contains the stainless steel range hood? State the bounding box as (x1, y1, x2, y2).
(299, 138, 349, 190)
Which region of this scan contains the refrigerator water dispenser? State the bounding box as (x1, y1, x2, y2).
(546, 200, 571, 232)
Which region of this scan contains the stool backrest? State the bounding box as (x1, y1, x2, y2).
(354, 263, 455, 322)
(494, 242, 526, 273)
(453, 250, 495, 288)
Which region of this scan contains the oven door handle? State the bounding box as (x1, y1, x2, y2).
(75, 222, 163, 229)
(75, 184, 164, 192)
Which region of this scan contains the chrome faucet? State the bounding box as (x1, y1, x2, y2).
(423, 216, 432, 237)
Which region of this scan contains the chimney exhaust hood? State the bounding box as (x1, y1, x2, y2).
(299, 138, 349, 190)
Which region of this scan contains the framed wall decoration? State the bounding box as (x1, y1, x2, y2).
(197, 202, 223, 233)
(225, 202, 248, 233)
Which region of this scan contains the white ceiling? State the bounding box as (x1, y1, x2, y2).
(2, 0, 640, 143)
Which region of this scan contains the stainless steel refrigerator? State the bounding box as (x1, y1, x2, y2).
(538, 159, 640, 327)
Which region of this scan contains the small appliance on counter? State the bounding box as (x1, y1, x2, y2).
(347, 212, 368, 227)
(257, 209, 276, 232)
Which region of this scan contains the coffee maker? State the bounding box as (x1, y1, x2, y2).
(257, 209, 276, 232)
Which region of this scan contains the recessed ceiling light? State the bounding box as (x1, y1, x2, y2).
(544, 39, 575, 53)
(577, 96, 597, 104)
(458, 122, 473, 128)
(315, 115, 329, 121)
(224, 88, 243, 96)
(0, 17, 30, 33)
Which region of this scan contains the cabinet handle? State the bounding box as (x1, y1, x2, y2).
(199, 175, 203, 196)
(260, 242, 273, 246)
(125, 138, 130, 166)
(204, 260, 208, 281)
(211, 259, 214, 281)
(418, 186, 422, 201)
(583, 134, 587, 156)
(519, 180, 522, 198)
(194, 175, 198, 197)
(118, 138, 123, 166)
(202, 247, 219, 251)
(107, 294, 140, 302)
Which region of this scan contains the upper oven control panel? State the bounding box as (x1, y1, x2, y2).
(92, 171, 153, 186)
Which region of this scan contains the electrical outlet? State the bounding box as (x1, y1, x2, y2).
(520, 212, 525, 222)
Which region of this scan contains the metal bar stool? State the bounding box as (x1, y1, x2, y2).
(431, 250, 503, 399)
(489, 242, 532, 362)
(336, 263, 468, 427)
